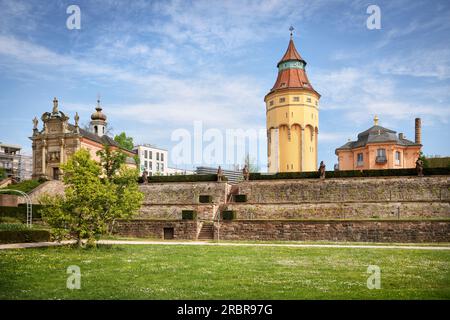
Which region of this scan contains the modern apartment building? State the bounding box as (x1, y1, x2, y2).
(0, 142, 32, 181)
(134, 144, 168, 176)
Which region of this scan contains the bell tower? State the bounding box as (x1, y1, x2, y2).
(265, 28, 320, 173)
(90, 99, 107, 136)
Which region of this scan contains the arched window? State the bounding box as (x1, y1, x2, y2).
(94, 126, 98, 134)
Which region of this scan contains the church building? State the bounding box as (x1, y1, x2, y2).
(30, 98, 136, 180)
(265, 29, 320, 173)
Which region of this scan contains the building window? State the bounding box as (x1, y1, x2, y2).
(144, 150, 148, 158)
(156, 163, 160, 171)
(144, 160, 148, 169)
(149, 151, 152, 159)
(293, 97, 299, 102)
(376, 149, 387, 163)
(279, 97, 285, 103)
(156, 152, 159, 161)
(395, 151, 401, 165)
(161, 163, 164, 171)
(357, 153, 363, 166)
(149, 162, 152, 170)
(306, 97, 311, 103)
(269, 100, 274, 106)
(161, 153, 164, 161)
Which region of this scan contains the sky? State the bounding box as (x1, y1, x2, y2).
(0, 0, 449, 172)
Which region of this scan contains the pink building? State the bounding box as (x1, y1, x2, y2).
(335, 117, 422, 171)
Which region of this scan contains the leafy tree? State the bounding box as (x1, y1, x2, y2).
(96, 145, 127, 180)
(40, 149, 143, 247)
(114, 132, 134, 151)
(418, 151, 429, 168)
(0, 168, 6, 180)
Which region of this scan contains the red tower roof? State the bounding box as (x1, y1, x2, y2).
(268, 37, 319, 97)
(277, 39, 305, 67)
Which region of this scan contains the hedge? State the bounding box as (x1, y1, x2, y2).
(233, 194, 247, 203)
(146, 174, 218, 183)
(199, 195, 213, 203)
(0, 204, 44, 220)
(0, 229, 50, 244)
(181, 210, 197, 220)
(222, 210, 236, 220)
(249, 167, 450, 180)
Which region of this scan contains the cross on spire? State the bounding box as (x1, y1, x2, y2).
(289, 26, 294, 39)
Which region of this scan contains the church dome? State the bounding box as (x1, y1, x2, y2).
(91, 100, 107, 121)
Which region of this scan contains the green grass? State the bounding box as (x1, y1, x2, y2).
(0, 179, 44, 194)
(0, 244, 449, 299)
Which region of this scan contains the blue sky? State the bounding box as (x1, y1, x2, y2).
(0, 0, 449, 171)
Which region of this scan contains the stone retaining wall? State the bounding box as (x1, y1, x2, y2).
(237, 176, 449, 203)
(228, 202, 450, 220)
(114, 219, 200, 240)
(138, 204, 217, 220)
(215, 220, 450, 243)
(140, 182, 229, 204)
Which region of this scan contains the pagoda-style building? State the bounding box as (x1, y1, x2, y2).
(335, 116, 422, 170)
(265, 28, 320, 173)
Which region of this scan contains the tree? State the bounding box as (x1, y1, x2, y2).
(96, 145, 127, 180)
(418, 151, 429, 168)
(40, 149, 143, 247)
(114, 132, 134, 151)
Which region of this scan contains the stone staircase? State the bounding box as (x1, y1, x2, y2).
(198, 222, 214, 240)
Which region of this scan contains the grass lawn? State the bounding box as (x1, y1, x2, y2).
(0, 244, 449, 299)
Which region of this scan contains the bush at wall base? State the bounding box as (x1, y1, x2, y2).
(182, 210, 197, 220)
(0, 230, 50, 244)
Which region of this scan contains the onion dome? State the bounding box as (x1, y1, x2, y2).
(91, 100, 107, 121)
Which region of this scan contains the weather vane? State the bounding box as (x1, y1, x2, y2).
(289, 26, 294, 38)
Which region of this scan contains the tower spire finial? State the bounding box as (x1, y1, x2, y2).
(289, 26, 294, 39)
(374, 115, 379, 126)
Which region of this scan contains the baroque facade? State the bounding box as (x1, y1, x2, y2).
(30, 98, 136, 180)
(265, 32, 320, 173)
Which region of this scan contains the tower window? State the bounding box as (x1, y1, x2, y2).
(94, 126, 98, 134)
(293, 97, 299, 102)
(279, 97, 285, 103)
(280, 82, 286, 87)
(269, 100, 274, 106)
(306, 98, 311, 103)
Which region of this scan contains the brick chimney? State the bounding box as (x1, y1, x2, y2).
(415, 118, 421, 144)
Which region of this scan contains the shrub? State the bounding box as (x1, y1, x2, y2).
(182, 210, 197, 220)
(222, 210, 236, 220)
(199, 195, 213, 203)
(0, 204, 44, 221)
(233, 194, 247, 202)
(249, 167, 450, 180)
(0, 229, 50, 244)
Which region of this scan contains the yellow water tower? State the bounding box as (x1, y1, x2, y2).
(265, 29, 320, 173)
